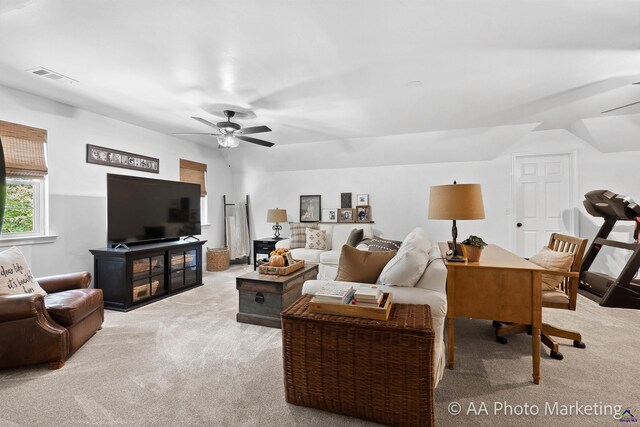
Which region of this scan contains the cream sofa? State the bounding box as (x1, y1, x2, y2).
(275, 223, 375, 280)
(299, 227, 448, 387)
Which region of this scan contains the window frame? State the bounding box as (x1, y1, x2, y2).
(1, 176, 47, 238)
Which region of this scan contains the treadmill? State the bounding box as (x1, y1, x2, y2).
(580, 190, 640, 309)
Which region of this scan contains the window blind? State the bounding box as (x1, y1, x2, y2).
(0, 120, 48, 178)
(180, 159, 207, 196)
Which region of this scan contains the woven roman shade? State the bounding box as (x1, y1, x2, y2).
(180, 159, 207, 196)
(0, 120, 48, 178)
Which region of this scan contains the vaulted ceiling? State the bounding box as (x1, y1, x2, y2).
(1, 0, 639, 169)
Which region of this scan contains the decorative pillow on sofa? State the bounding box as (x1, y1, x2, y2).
(289, 222, 319, 249)
(0, 246, 47, 296)
(368, 237, 402, 252)
(529, 247, 574, 291)
(305, 228, 328, 250)
(346, 228, 364, 247)
(335, 245, 397, 284)
(377, 227, 431, 287)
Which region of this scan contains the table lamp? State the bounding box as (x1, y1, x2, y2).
(267, 208, 287, 240)
(428, 182, 485, 262)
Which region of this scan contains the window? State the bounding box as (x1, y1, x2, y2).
(2, 177, 45, 235)
(0, 120, 49, 239)
(179, 159, 208, 225)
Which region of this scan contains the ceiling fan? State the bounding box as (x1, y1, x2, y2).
(601, 82, 640, 114)
(173, 110, 274, 148)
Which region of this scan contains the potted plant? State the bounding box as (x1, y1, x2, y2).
(461, 235, 487, 262)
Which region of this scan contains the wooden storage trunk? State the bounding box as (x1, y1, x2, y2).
(281, 295, 435, 426)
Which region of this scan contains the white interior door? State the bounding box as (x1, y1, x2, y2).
(513, 153, 576, 258)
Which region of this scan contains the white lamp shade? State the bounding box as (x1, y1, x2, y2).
(428, 184, 485, 220)
(267, 209, 287, 223)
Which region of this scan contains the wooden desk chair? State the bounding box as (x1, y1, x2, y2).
(495, 233, 588, 360)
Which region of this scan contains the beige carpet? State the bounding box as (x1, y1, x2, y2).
(0, 265, 638, 426)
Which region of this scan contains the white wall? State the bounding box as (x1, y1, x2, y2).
(234, 128, 640, 277)
(0, 84, 234, 277)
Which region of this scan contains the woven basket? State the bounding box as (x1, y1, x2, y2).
(207, 247, 229, 272)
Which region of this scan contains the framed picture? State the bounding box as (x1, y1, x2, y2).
(338, 208, 354, 223)
(322, 208, 338, 223)
(284, 251, 295, 266)
(86, 144, 159, 173)
(341, 192, 352, 208)
(356, 206, 371, 223)
(300, 195, 321, 222)
(356, 194, 369, 205)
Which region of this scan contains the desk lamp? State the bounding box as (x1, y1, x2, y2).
(267, 208, 287, 240)
(428, 182, 485, 262)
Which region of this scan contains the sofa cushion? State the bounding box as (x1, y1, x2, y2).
(346, 228, 364, 247)
(0, 247, 47, 296)
(378, 227, 431, 287)
(45, 288, 103, 327)
(290, 248, 324, 263)
(335, 245, 397, 284)
(367, 237, 402, 252)
(319, 250, 341, 266)
(529, 247, 574, 291)
(305, 228, 328, 250)
(289, 222, 319, 249)
(331, 224, 373, 250)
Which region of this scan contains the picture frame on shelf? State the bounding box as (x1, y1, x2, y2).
(341, 193, 352, 208)
(356, 194, 369, 205)
(300, 195, 321, 222)
(338, 208, 354, 223)
(356, 206, 371, 223)
(322, 208, 338, 223)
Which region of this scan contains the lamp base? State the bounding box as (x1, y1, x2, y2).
(446, 254, 467, 263)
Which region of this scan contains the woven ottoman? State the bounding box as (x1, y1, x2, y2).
(281, 295, 435, 427)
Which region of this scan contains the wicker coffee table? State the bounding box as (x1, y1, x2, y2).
(281, 295, 435, 426)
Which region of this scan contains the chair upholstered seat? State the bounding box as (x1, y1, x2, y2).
(45, 289, 103, 327)
(542, 289, 570, 305)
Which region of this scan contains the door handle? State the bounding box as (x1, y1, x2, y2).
(516, 222, 523, 228)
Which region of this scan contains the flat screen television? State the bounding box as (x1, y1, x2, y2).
(107, 174, 201, 246)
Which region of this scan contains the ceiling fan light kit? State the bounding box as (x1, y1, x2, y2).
(174, 110, 274, 148)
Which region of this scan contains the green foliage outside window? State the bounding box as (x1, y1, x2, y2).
(1, 183, 35, 233)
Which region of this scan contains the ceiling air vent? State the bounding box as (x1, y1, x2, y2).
(27, 67, 78, 84)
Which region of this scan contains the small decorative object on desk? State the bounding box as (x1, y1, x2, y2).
(461, 235, 487, 263)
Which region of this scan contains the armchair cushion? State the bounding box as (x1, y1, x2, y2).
(37, 272, 92, 293)
(45, 289, 103, 327)
(529, 247, 574, 291)
(0, 247, 47, 296)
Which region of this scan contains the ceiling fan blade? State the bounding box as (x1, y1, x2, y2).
(172, 132, 221, 136)
(601, 100, 640, 114)
(237, 135, 274, 147)
(239, 125, 271, 135)
(191, 116, 221, 130)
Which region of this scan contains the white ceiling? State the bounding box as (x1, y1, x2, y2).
(1, 0, 639, 163)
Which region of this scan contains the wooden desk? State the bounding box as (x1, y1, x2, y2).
(439, 243, 544, 384)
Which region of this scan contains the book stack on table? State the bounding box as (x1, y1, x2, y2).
(312, 284, 354, 304)
(353, 285, 383, 307)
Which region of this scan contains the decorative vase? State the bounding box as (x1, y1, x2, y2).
(463, 244, 483, 262)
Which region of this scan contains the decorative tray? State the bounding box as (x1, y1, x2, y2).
(309, 292, 393, 321)
(258, 259, 305, 276)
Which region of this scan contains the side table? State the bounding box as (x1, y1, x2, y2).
(282, 295, 435, 426)
(253, 237, 278, 270)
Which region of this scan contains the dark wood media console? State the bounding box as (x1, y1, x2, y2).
(90, 240, 206, 311)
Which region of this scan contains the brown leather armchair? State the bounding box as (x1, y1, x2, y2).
(0, 272, 104, 369)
